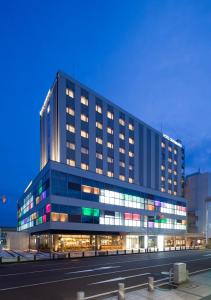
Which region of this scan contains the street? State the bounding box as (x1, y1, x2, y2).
(0, 249, 211, 300)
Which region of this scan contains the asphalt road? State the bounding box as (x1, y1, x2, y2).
(0, 249, 211, 300)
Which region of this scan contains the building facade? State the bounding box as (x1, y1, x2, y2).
(18, 71, 187, 251)
(185, 172, 211, 245)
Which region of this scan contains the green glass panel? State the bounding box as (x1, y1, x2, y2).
(38, 216, 42, 224)
(38, 186, 42, 195)
(82, 207, 92, 216)
(93, 208, 100, 217)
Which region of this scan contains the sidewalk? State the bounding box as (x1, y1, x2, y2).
(105, 271, 211, 300)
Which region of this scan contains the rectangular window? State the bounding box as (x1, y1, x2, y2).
(119, 175, 125, 181)
(96, 104, 102, 114)
(81, 130, 89, 138)
(66, 88, 74, 98)
(81, 147, 89, 155)
(81, 114, 89, 122)
(119, 118, 125, 126)
(107, 142, 113, 149)
(96, 137, 103, 144)
(66, 124, 75, 133)
(81, 96, 89, 106)
(119, 147, 125, 154)
(119, 133, 125, 140)
(96, 121, 103, 129)
(66, 142, 75, 150)
(161, 165, 165, 170)
(107, 127, 113, 134)
(96, 168, 103, 174)
(66, 107, 75, 116)
(81, 163, 89, 170)
(161, 142, 165, 148)
(107, 171, 114, 177)
(81, 185, 100, 194)
(128, 177, 134, 183)
(128, 123, 134, 131)
(129, 164, 133, 170)
(67, 159, 75, 167)
(107, 111, 114, 120)
(119, 161, 125, 168)
(96, 152, 103, 159)
(107, 156, 114, 163)
(129, 137, 134, 144)
(129, 151, 134, 157)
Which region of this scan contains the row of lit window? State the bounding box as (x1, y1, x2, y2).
(161, 165, 177, 175)
(161, 142, 178, 154)
(161, 187, 177, 196)
(161, 177, 177, 185)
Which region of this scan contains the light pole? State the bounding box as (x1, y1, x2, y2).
(0, 195, 7, 251)
(205, 197, 211, 245)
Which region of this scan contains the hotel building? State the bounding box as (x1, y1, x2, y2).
(18, 71, 186, 251)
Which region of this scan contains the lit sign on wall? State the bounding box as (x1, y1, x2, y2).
(163, 134, 182, 148)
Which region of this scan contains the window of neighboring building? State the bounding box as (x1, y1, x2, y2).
(67, 159, 75, 166)
(66, 124, 75, 133)
(66, 88, 74, 98)
(66, 142, 75, 150)
(107, 127, 113, 134)
(107, 171, 114, 177)
(96, 168, 103, 174)
(129, 151, 134, 157)
(128, 177, 134, 183)
(128, 123, 134, 131)
(96, 121, 103, 129)
(81, 163, 89, 170)
(107, 142, 114, 149)
(81, 96, 89, 106)
(66, 107, 75, 116)
(81, 114, 88, 122)
(107, 111, 114, 120)
(119, 147, 125, 154)
(96, 137, 103, 144)
(129, 137, 134, 144)
(119, 175, 125, 181)
(119, 133, 125, 140)
(96, 104, 102, 114)
(81, 130, 89, 138)
(119, 118, 125, 126)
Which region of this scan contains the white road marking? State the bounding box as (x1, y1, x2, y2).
(0, 250, 208, 278)
(65, 266, 120, 274)
(89, 272, 150, 285)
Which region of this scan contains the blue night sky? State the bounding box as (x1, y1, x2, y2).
(1, 0, 211, 226)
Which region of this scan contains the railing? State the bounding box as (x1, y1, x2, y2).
(0, 245, 204, 264)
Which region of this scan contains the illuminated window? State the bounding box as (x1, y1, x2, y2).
(107, 156, 114, 163)
(67, 159, 75, 167)
(174, 181, 177, 186)
(168, 189, 172, 194)
(129, 164, 133, 170)
(119, 175, 125, 181)
(107, 171, 113, 177)
(66, 142, 75, 150)
(128, 177, 134, 183)
(119, 133, 125, 140)
(161, 176, 165, 181)
(174, 170, 177, 175)
(174, 149, 177, 155)
(161, 165, 165, 170)
(129, 123, 134, 131)
(96, 137, 103, 144)
(107, 111, 114, 120)
(96, 168, 103, 174)
(119, 161, 125, 168)
(96, 104, 102, 114)
(168, 158, 172, 163)
(82, 185, 100, 194)
(60, 213, 68, 222)
(81, 147, 89, 155)
(161, 142, 165, 148)
(96, 122, 103, 129)
(107, 142, 113, 149)
(173, 160, 177, 165)
(66, 107, 75, 116)
(66, 88, 74, 98)
(96, 152, 103, 159)
(81, 130, 89, 138)
(168, 179, 172, 184)
(81, 114, 88, 122)
(173, 191, 177, 195)
(81, 163, 89, 170)
(129, 151, 134, 157)
(107, 127, 113, 134)
(129, 137, 134, 144)
(119, 147, 125, 154)
(66, 124, 75, 133)
(168, 146, 172, 152)
(51, 212, 59, 222)
(119, 118, 125, 126)
(81, 96, 88, 106)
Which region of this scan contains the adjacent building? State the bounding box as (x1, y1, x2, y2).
(18, 71, 187, 251)
(185, 172, 211, 245)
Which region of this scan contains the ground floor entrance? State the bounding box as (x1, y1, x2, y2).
(30, 233, 205, 252)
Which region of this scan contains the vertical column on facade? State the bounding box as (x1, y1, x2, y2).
(114, 107, 119, 179)
(57, 75, 67, 164)
(125, 116, 129, 182)
(75, 84, 81, 168)
(89, 94, 96, 172)
(150, 131, 155, 189)
(102, 103, 107, 175)
(134, 120, 139, 184)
